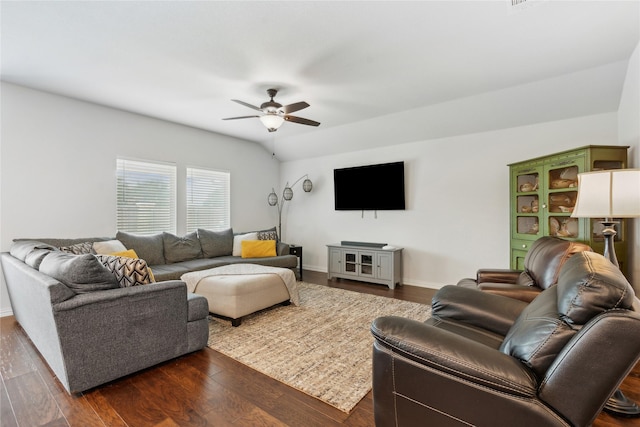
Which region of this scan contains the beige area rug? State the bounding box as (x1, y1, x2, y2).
(207, 281, 431, 413)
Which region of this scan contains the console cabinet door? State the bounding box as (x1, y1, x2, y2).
(376, 252, 392, 281)
(328, 248, 342, 278)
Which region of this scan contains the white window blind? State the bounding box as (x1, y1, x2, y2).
(186, 167, 230, 232)
(117, 159, 176, 234)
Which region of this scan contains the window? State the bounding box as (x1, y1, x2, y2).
(117, 159, 176, 234)
(186, 167, 230, 232)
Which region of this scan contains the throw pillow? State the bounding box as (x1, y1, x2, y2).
(198, 228, 234, 258)
(257, 227, 278, 241)
(163, 231, 203, 263)
(93, 239, 127, 254)
(39, 252, 119, 294)
(116, 231, 165, 266)
(96, 254, 155, 287)
(58, 242, 95, 255)
(232, 232, 258, 256)
(108, 249, 156, 282)
(241, 240, 277, 258)
(110, 249, 140, 258)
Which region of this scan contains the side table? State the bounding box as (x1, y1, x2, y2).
(289, 245, 303, 281)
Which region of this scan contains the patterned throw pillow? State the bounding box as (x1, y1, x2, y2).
(96, 255, 155, 287)
(257, 229, 278, 241)
(59, 242, 95, 255)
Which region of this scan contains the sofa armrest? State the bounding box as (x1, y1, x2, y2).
(371, 316, 537, 396)
(51, 281, 191, 392)
(53, 280, 186, 312)
(476, 268, 521, 284)
(431, 285, 528, 336)
(277, 241, 290, 256)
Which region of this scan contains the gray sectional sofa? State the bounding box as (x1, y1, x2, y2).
(113, 228, 298, 281)
(0, 227, 297, 394)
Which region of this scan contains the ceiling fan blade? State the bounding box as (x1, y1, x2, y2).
(231, 99, 262, 111)
(284, 115, 321, 127)
(281, 101, 310, 114)
(222, 115, 260, 120)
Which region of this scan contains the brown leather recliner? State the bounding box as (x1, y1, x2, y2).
(371, 251, 640, 427)
(457, 236, 592, 302)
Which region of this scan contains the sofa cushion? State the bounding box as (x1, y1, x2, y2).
(58, 242, 96, 255)
(198, 228, 233, 258)
(232, 232, 258, 256)
(24, 248, 55, 270)
(116, 231, 165, 265)
(233, 254, 298, 269)
(147, 263, 192, 282)
(96, 254, 155, 287)
(10, 240, 58, 262)
(163, 231, 203, 263)
(500, 251, 634, 377)
(39, 252, 119, 294)
(93, 239, 127, 254)
(241, 240, 276, 258)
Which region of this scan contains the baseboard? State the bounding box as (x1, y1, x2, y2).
(0, 307, 14, 317)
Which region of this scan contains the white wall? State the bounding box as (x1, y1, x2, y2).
(618, 41, 640, 293)
(0, 82, 280, 315)
(281, 112, 626, 288)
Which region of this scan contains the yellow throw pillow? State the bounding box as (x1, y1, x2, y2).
(241, 240, 277, 258)
(110, 249, 139, 259)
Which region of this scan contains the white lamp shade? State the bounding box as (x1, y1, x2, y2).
(259, 114, 284, 131)
(572, 169, 640, 218)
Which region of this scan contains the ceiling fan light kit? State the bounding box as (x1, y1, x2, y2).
(259, 114, 285, 132)
(223, 88, 320, 132)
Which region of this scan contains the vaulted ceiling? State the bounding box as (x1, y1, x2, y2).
(2, 1, 639, 161)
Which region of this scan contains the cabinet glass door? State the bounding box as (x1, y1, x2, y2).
(360, 253, 374, 277)
(512, 165, 543, 240)
(344, 252, 357, 274)
(544, 157, 584, 239)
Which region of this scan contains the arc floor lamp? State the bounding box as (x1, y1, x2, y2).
(268, 175, 312, 239)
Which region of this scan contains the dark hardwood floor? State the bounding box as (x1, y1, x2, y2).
(1, 270, 638, 426)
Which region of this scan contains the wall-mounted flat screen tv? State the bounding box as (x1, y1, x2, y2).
(334, 161, 405, 210)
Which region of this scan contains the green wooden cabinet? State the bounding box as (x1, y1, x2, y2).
(509, 145, 629, 275)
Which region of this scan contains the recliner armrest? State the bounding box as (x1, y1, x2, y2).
(371, 316, 538, 397)
(477, 282, 541, 303)
(432, 285, 528, 336)
(477, 268, 521, 284)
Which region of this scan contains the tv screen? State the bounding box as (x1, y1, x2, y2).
(334, 161, 405, 210)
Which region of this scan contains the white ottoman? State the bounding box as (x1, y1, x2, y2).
(190, 268, 295, 326)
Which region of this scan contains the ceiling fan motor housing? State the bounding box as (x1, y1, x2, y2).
(261, 89, 282, 112)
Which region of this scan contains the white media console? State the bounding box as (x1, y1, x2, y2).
(327, 242, 403, 289)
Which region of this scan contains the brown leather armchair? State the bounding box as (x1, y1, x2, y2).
(457, 236, 592, 302)
(371, 251, 640, 427)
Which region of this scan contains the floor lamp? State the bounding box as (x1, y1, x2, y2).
(571, 168, 640, 416)
(267, 175, 312, 240)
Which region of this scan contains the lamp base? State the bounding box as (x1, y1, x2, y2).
(604, 390, 640, 417)
(600, 220, 619, 267)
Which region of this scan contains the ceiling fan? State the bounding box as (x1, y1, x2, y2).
(222, 89, 320, 132)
